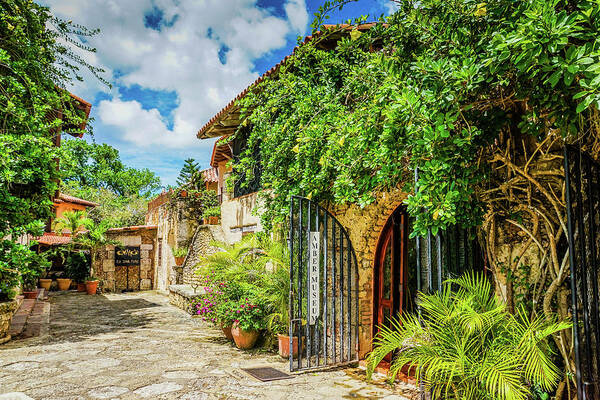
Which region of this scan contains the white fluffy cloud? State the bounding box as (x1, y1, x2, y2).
(46, 0, 309, 150)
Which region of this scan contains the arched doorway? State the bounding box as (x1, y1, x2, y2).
(372, 206, 417, 341)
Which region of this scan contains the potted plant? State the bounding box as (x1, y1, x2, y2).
(202, 206, 221, 225)
(84, 276, 99, 295)
(172, 247, 188, 266)
(64, 251, 89, 292)
(215, 299, 237, 341)
(230, 297, 266, 350)
(20, 252, 50, 299)
(56, 277, 72, 291)
(38, 277, 52, 291)
(75, 220, 121, 294)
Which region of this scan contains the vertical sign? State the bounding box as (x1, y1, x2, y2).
(308, 231, 320, 325)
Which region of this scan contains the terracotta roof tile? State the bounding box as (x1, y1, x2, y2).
(56, 193, 99, 207)
(201, 167, 219, 183)
(36, 233, 72, 246)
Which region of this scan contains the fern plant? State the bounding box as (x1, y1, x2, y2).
(366, 273, 570, 400)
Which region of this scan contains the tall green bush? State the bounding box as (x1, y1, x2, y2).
(366, 273, 570, 400)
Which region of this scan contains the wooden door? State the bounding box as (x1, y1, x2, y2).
(374, 209, 407, 341)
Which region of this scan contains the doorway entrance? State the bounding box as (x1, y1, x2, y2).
(373, 206, 413, 339)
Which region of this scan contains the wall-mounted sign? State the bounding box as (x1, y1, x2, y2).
(308, 231, 320, 325)
(115, 246, 141, 266)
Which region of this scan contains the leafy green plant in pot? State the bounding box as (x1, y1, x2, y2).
(231, 296, 266, 350)
(202, 206, 221, 225)
(64, 251, 90, 292)
(215, 299, 237, 341)
(75, 220, 120, 294)
(366, 273, 571, 399)
(20, 252, 51, 299)
(172, 247, 188, 266)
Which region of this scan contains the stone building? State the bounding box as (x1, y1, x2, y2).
(92, 225, 157, 292)
(145, 167, 225, 291)
(193, 25, 432, 360)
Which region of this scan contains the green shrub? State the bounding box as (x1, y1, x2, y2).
(366, 273, 570, 400)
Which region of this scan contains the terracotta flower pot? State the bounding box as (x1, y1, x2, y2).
(208, 216, 219, 225)
(56, 278, 72, 291)
(221, 325, 233, 341)
(231, 322, 260, 349)
(77, 283, 86, 292)
(39, 279, 52, 291)
(174, 256, 185, 266)
(278, 334, 300, 359)
(85, 280, 99, 295)
(23, 291, 37, 299)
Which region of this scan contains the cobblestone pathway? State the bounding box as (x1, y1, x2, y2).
(0, 291, 413, 400)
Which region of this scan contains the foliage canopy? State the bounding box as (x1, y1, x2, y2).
(236, 0, 600, 234)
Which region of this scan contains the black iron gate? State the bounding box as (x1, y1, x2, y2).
(565, 145, 600, 399)
(413, 170, 485, 296)
(288, 196, 359, 372)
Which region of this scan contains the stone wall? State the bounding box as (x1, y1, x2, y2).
(93, 226, 157, 292)
(329, 188, 408, 358)
(146, 196, 197, 292)
(181, 225, 226, 286)
(219, 191, 263, 244)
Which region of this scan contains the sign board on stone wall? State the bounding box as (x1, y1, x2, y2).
(115, 246, 141, 266)
(308, 231, 320, 325)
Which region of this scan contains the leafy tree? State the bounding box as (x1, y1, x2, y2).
(366, 274, 570, 400)
(0, 0, 106, 300)
(60, 139, 160, 198)
(176, 158, 203, 189)
(62, 182, 149, 228)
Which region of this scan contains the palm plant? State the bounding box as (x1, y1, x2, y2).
(53, 210, 91, 236)
(74, 220, 120, 277)
(366, 273, 570, 400)
(194, 235, 264, 285)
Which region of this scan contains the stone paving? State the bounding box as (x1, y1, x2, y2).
(0, 291, 415, 400)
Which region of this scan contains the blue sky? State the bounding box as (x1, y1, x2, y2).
(46, 0, 396, 188)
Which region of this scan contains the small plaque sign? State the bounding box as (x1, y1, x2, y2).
(308, 231, 320, 325)
(115, 246, 141, 266)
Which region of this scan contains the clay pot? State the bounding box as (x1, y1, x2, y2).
(85, 280, 99, 295)
(278, 334, 300, 359)
(23, 291, 37, 299)
(231, 322, 260, 349)
(77, 283, 86, 292)
(221, 325, 233, 341)
(174, 256, 185, 266)
(0, 299, 20, 344)
(208, 216, 219, 225)
(39, 279, 52, 291)
(56, 278, 72, 291)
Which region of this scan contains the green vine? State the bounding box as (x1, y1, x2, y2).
(235, 0, 600, 235)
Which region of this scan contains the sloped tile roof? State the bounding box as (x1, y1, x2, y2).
(56, 193, 99, 207)
(201, 167, 219, 183)
(36, 233, 72, 246)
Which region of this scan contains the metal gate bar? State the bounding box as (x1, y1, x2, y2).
(288, 195, 359, 372)
(564, 145, 600, 399)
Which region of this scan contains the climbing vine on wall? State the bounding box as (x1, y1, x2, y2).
(236, 0, 600, 237)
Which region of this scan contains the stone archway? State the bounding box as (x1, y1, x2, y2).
(329, 188, 408, 358)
